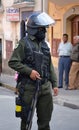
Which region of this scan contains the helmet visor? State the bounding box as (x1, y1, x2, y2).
(35, 12, 55, 26)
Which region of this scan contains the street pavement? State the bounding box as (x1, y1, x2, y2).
(0, 87, 79, 130)
(0, 71, 79, 109)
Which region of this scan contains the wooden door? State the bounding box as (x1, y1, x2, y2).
(71, 15, 79, 44)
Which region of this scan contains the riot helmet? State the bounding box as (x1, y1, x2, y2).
(27, 12, 55, 35)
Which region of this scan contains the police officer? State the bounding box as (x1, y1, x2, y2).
(8, 12, 58, 130)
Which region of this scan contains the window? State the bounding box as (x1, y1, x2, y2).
(0, 0, 1, 6)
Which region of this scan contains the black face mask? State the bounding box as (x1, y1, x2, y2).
(35, 27, 46, 42)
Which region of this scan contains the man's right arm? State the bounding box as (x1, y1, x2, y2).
(8, 39, 32, 76)
(57, 43, 61, 55)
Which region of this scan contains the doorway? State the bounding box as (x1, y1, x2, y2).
(71, 15, 79, 44)
(20, 11, 33, 39)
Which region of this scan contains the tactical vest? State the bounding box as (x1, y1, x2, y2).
(18, 36, 51, 85)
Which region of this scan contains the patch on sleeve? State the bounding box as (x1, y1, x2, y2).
(15, 43, 19, 49)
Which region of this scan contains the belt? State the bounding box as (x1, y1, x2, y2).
(60, 56, 70, 57)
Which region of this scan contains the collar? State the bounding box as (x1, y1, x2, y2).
(27, 34, 45, 45)
(28, 34, 36, 41)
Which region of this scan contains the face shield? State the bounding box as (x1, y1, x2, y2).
(27, 12, 55, 28)
(35, 12, 55, 27)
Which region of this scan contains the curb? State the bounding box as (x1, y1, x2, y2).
(0, 82, 16, 92)
(64, 102, 79, 109)
(1, 82, 79, 109)
(53, 97, 79, 109)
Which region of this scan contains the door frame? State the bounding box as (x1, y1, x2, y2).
(0, 39, 2, 74)
(71, 15, 79, 44)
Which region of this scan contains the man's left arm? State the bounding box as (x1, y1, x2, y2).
(50, 58, 58, 96)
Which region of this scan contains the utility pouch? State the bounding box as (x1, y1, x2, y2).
(15, 95, 30, 119)
(15, 96, 22, 118)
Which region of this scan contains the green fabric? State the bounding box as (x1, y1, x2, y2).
(8, 34, 57, 130)
(50, 62, 57, 87)
(8, 39, 32, 75)
(36, 90, 53, 130)
(21, 82, 53, 130)
(8, 35, 57, 87)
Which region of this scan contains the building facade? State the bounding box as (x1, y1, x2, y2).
(1, 0, 79, 74)
(0, 0, 46, 75)
(48, 0, 79, 57)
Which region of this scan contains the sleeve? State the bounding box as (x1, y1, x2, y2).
(50, 57, 57, 88)
(8, 39, 32, 76)
(70, 43, 73, 52)
(57, 43, 60, 54)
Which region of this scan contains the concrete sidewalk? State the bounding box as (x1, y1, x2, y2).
(0, 73, 79, 109)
